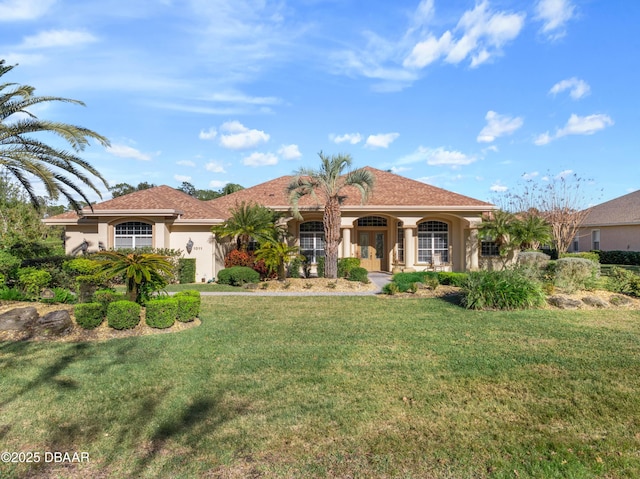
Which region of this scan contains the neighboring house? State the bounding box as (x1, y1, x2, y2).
(45, 167, 496, 279)
(572, 189, 640, 253)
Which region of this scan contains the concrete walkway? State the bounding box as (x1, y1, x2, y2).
(196, 272, 393, 297)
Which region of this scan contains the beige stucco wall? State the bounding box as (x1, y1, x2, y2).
(576, 225, 640, 252)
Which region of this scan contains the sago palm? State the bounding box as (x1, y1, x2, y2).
(0, 60, 109, 211)
(514, 214, 552, 250)
(255, 241, 302, 280)
(287, 152, 375, 279)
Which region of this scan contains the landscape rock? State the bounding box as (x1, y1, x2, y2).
(547, 295, 582, 309)
(36, 310, 73, 336)
(581, 296, 609, 308)
(0, 307, 39, 331)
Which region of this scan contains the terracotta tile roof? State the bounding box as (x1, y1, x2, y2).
(46, 185, 226, 222)
(208, 167, 493, 215)
(582, 189, 640, 226)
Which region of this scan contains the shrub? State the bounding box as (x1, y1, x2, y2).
(462, 269, 545, 310)
(554, 257, 599, 293)
(0, 250, 22, 280)
(175, 292, 200, 322)
(17, 267, 52, 299)
(40, 287, 77, 304)
(560, 251, 600, 264)
(288, 257, 302, 278)
(223, 249, 275, 280)
(392, 271, 439, 293)
(316, 256, 325, 278)
(382, 282, 399, 295)
(178, 258, 196, 284)
(92, 289, 126, 314)
(595, 250, 640, 266)
(217, 266, 260, 286)
(436, 272, 468, 287)
(107, 300, 141, 330)
(145, 298, 177, 328)
(338, 257, 361, 278)
(63, 258, 101, 275)
(606, 266, 640, 297)
(347, 266, 369, 283)
(74, 302, 104, 329)
(0, 287, 26, 301)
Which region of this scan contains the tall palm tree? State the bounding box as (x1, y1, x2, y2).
(287, 152, 375, 279)
(0, 60, 110, 211)
(478, 209, 518, 269)
(212, 201, 284, 250)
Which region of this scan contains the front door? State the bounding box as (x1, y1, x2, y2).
(358, 231, 385, 271)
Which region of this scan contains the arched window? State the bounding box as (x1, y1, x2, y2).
(114, 221, 152, 249)
(417, 221, 448, 263)
(357, 216, 387, 227)
(299, 221, 324, 263)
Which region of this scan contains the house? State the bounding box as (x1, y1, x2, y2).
(44, 167, 496, 279)
(572, 189, 640, 252)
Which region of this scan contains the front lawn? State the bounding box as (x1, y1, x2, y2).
(1, 296, 639, 478)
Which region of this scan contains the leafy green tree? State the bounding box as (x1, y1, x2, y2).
(108, 181, 156, 198)
(93, 251, 174, 303)
(212, 201, 284, 250)
(255, 241, 302, 280)
(0, 60, 109, 211)
(287, 152, 375, 279)
(221, 183, 244, 196)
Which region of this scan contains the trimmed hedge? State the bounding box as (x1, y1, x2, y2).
(347, 266, 369, 283)
(107, 300, 141, 330)
(595, 250, 640, 266)
(217, 266, 260, 286)
(178, 258, 196, 284)
(176, 296, 199, 322)
(338, 258, 361, 278)
(74, 302, 104, 329)
(145, 298, 177, 329)
(92, 289, 126, 314)
(436, 272, 468, 287)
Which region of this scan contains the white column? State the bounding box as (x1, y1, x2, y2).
(468, 228, 479, 271)
(342, 227, 352, 258)
(404, 226, 416, 271)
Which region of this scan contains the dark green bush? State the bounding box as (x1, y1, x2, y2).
(288, 257, 302, 278)
(347, 266, 369, 283)
(175, 295, 200, 322)
(316, 256, 325, 278)
(606, 266, 640, 297)
(0, 250, 21, 280)
(0, 287, 26, 301)
(178, 258, 196, 284)
(595, 250, 640, 266)
(40, 287, 77, 304)
(392, 271, 439, 292)
(217, 266, 260, 286)
(436, 272, 468, 287)
(17, 267, 52, 299)
(145, 298, 177, 328)
(554, 257, 599, 293)
(462, 269, 545, 310)
(92, 289, 126, 314)
(338, 257, 361, 278)
(74, 302, 104, 329)
(107, 300, 141, 330)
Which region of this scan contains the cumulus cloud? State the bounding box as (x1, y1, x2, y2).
(177, 160, 196, 167)
(106, 144, 154, 161)
(536, 113, 614, 145)
(219, 121, 270, 150)
(205, 161, 226, 173)
(397, 146, 476, 168)
(490, 182, 509, 192)
(0, 0, 56, 21)
(174, 174, 191, 183)
(242, 152, 278, 167)
(365, 132, 400, 149)
(330, 133, 363, 145)
(199, 127, 217, 140)
(404, 1, 525, 69)
(209, 180, 229, 188)
(477, 110, 524, 143)
(522, 171, 539, 180)
(549, 77, 590, 99)
(535, 0, 576, 40)
(20, 29, 97, 49)
(278, 144, 302, 160)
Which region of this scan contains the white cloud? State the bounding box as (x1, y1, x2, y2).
(390, 166, 411, 174)
(404, 1, 525, 69)
(242, 152, 278, 167)
(205, 161, 226, 173)
(522, 171, 539, 180)
(177, 160, 196, 167)
(174, 174, 191, 183)
(20, 29, 97, 49)
(278, 144, 302, 160)
(330, 133, 363, 145)
(209, 180, 229, 188)
(549, 77, 590, 99)
(219, 121, 269, 150)
(365, 132, 400, 149)
(477, 110, 524, 143)
(199, 127, 217, 140)
(535, 113, 614, 145)
(0, 0, 56, 21)
(555, 169, 573, 179)
(535, 0, 576, 40)
(490, 182, 509, 192)
(106, 144, 154, 161)
(204, 91, 281, 106)
(397, 146, 476, 168)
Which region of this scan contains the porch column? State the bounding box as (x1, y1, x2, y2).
(404, 226, 416, 271)
(468, 228, 479, 270)
(342, 227, 352, 258)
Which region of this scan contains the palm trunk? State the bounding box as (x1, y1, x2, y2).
(323, 197, 341, 279)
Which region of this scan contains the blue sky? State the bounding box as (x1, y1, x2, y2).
(1, 0, 637, 205)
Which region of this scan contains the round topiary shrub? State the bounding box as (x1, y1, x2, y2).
(74, 302, 105, 329)
(217, 266, 260, 286)
(92, 289, 126, 314)
(347, 266, 369, 283)
(107, 300, 141, 330)
(145, 298, 177, 329)
(175, 295, 200, 322)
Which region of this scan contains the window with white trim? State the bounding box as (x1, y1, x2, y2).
(300, 221, 325, 263)
(592, 230, 600, 250)
(417, 221, 449, 263)
(114, 221, 153, 249)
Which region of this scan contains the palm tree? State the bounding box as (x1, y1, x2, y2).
(514, 214, 552, 251)
(212, 201, 284, 250)
(93, 250, 174, 303)
(287, 152, 375, 279)
(478, 209, 518, 269)
(0, 60, 110, 211)
(255, 241, 302, 280)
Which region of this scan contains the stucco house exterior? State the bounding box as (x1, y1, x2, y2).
(45, 167, 496, 280)
(572, 189, 640, 252)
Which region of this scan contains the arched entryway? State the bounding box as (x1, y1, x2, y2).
(356, 216, 388, 271)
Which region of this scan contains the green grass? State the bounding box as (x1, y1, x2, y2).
(1, 296, 640, 478)
(113, 282, 243, 293)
